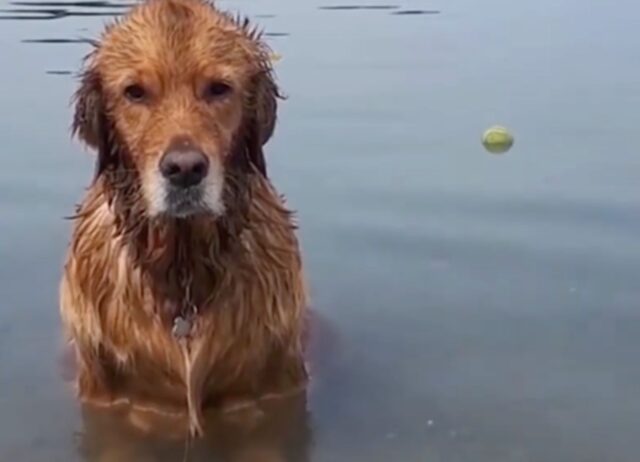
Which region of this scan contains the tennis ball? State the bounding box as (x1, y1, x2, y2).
(482, 125, 514, 154)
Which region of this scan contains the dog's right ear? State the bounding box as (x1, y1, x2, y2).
(72, 68, 103, 150)
(72, 66, 119, 179)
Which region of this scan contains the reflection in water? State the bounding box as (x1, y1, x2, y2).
(76, 394, 312, 462)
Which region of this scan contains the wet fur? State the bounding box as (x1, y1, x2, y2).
(60, 0, 308, 436)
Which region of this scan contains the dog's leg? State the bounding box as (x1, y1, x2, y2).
(260, 351, 309, 403)
(73, 341, 122, 408)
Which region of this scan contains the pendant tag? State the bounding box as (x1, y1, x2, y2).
(172, 316, 192, 339)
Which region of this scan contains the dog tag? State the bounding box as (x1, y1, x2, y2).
(172, 316, 192, 339)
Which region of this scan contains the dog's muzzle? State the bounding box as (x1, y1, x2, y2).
(158, 137, 212, 217)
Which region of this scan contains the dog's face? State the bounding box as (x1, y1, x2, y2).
(73, 0, 278, 218)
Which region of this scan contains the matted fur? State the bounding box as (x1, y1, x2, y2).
(60, 0, 308, 437)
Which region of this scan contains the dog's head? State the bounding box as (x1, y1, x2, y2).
(73, 0, 280, 218)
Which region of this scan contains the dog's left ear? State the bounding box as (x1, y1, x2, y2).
(243, 68, 281, 177)
(255, 69, 279, 147)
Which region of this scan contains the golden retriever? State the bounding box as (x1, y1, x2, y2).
(60, 0, 308, 437)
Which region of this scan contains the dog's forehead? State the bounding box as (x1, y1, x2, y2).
(96, 0, 262, 78)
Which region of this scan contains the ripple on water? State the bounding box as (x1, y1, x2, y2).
(3, 1, 286, 48)
(319, 5, 399, 11)
(392, 9, 440, 15)
(318, 5, 442, 16)
(45, 70, 73, 75)
(0, 8, 124, 20)
(10, 0, 133, 7)
(22, 38, 95, 43)
(0, 0, 131, 20)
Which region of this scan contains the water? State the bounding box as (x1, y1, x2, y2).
(2, 0, 640, 460)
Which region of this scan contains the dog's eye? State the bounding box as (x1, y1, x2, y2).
(124, 84, 147, 102)
(203, 81, 232, 101)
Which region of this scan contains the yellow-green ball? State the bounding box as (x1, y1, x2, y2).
(482, 126, 514, 154)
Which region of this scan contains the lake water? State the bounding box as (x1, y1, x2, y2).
(2, 0, 640, 460)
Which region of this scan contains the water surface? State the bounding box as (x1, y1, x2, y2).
(2, 0, 640, 461)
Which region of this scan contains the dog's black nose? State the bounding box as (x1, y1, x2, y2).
(160, 149, 209, 188)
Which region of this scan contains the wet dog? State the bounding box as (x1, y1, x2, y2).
(60, 0, 308, 437)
